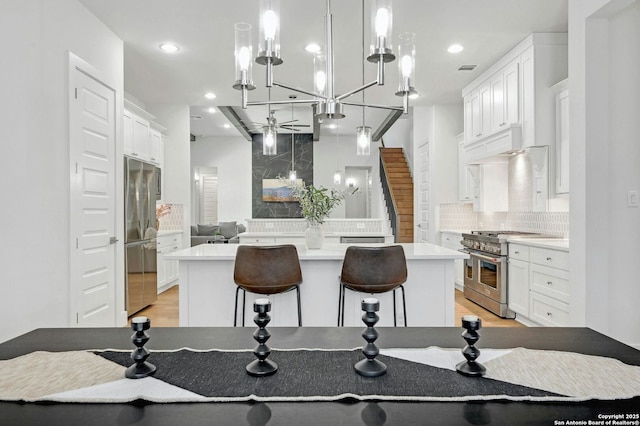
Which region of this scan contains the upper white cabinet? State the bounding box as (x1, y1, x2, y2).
(553, 79, 569, 194)
(462, 34, 567, 153)
(123, 99, 165, 167)
(490, 59, 519, 133)
(457, 133, 475, 203)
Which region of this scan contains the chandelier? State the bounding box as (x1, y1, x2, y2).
(233, 0, 416, 155)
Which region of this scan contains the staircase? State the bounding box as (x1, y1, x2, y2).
(380, 148, 414, 243)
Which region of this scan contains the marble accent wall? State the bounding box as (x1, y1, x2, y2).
(252, 133, 314, 218)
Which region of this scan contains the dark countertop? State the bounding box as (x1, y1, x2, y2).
(1, 327, 638, 426)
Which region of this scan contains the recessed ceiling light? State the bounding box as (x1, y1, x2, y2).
(305, 43, 321, 53)
(159, 43, 180, 53)
(223, 124, 231, 129)
(205, 92, 216, 99)
(207, 107, 216, 114)
(447, 44, 464, 54)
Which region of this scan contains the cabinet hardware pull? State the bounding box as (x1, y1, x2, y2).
(546, 312, 552, 316)
(514, 251, 520, 255)
(475, 133, 482, 137)
(547, 281, 553, 285)
(546, 257, 552, 261)
(499, 122, 506, 126)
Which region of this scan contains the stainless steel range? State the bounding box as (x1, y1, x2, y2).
(461, 230, 542, 318)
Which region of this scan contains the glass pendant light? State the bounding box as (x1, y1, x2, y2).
(333, 121, 342, 184)
(356, 125, 371, 156)
(357, 1, 371, 157)
(289, 103, 296, 180)
(262, 124, 277, 155)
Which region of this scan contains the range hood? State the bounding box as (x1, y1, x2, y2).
(464, 125, 522, 164)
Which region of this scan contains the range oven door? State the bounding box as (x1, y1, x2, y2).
(469, 251, 507, 304)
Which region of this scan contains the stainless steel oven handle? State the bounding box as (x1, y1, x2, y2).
(467, 251, 506, 263)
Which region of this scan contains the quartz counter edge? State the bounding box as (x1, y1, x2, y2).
(506, 237, 570, 250)
(165, 242, 469, 261)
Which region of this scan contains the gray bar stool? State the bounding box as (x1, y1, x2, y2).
(233, 244, 303, 326)
(338, 245, 408, 326)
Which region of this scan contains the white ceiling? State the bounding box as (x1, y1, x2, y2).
(78, 0, 568, 139)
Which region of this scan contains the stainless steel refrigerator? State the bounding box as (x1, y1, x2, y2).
(124, 157, 161, 315)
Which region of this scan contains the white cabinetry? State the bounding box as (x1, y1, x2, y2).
(440, 231, 464, 289)
(490, 59, 519, 133)
(157, 232, 182, 291)
(508, 242, 570, 326)
(553, 79, 569, 194)
(507, 245, 530, 317)
(462, 33, 567, 153)
(458, 134, 475, 203)
(123, 99, 165, 167)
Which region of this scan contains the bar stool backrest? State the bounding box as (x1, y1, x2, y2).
(234, 245, 303, 294)
(340, 245, 408, 293)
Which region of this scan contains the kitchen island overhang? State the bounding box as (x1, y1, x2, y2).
(166, 243, 469, 327)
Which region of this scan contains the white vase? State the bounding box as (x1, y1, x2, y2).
(305, 224, 324, 249)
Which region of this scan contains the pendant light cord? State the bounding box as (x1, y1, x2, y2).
(361, 0, 365, 126)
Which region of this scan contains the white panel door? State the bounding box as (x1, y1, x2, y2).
(70, 66, 117, 326)
(417, 142, 429, 243)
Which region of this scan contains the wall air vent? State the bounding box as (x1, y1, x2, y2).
(457, 64, 477, 71)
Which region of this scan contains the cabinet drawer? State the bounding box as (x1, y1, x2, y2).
(250, 238, 277, 244)
(529, 292, 570, 327)
(530, 247, 569, 270)
(530, 264, 570, 303)
(157, 234, 183, 249)
(441, 232, 463, 249)
(508, 244, 530, 261)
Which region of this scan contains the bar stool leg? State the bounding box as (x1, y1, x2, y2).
(337, 283, 343, 326)
(296, 285, 302, 326)
(242, 288, 246, 327)
(234, 287, 241, 327)
(401, 285, 407, 326)
(340, 285, 346, 326)
(393, 289, 397, 327)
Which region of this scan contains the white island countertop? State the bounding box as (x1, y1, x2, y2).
(166, 242, 469, 261)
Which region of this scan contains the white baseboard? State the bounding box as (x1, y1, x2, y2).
(158, 281, 178, 294)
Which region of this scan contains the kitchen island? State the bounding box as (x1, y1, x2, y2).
(166, 243, 468, 327)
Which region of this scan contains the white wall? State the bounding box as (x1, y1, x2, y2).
(411, 105, 463, 243)
(313, 136, 382, 219)
(0, 0, 123, 343)
(148, 104, 191, 240)
(569, 0, 640, 347)
(190, 136, 253, 225)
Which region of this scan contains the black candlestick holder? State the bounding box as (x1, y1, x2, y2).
(455, 315, 486, 377)
(125, 316, 157, 379)
(246, 299, 278, 377)
(355, 298, 387, 377)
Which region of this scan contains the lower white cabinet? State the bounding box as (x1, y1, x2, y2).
(157, 232, 183, 290)
(508, 242, 569, 326)
(440, 231, 464, 289)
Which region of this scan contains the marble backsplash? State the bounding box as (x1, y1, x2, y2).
(156, 203, 184, 231)
(439, 203, 569, 238)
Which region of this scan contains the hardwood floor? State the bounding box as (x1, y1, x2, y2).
(129, 285, 524, 328)
(127, 285, 179, 327)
